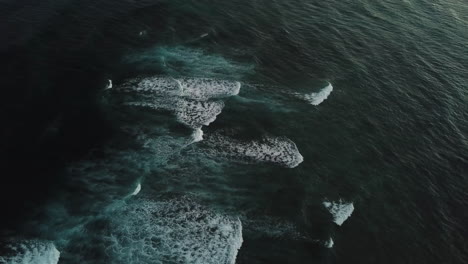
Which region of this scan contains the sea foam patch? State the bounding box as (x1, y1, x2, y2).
(323, 199, 354, 226)
(176, 78, 241, 100)
(126, 99, 225, 129)
(0, 240, 60, 264)
(106, 198, 243, 264)
(202, 133, 304, 168)
(118, 77, 241, 101)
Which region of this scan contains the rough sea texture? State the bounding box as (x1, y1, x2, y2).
(1, 0, 467, 264)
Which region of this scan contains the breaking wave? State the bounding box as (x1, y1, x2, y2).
(295, 83, 333, 106)
(323, 199, 355, 226)
(106, 198, 243, 264)
(201, 133, 304, 168)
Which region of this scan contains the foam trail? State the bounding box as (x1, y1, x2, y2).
(131, 183, 141, 196)
(175, 99, 225, 128)
(107, 198, 243, 264)
(0, 241, 60, 264)
(202, 133, 304, 168)
(301, 83, 333, 106)
(323, 199, 354, 226)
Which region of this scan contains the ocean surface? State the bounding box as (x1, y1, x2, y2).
(0, 0, 467, 263)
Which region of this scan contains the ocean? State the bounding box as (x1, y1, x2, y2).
(0, 0, 467, 263)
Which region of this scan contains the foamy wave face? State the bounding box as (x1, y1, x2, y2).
(202, 133, 304, 168)
(177, 78, 241, 100)
(324, 237, 334, 248)
(175, 99, 225, 128)
(118, 76, 181, 96)
(323, 199, 354, 226)
(118, 77, 241, 101)
(106, 198, 243, 264)
(295, 83, 333, 106)
(0, 240, 60, 264)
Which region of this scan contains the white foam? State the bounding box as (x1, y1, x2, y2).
(323, 199, 354, 226)
(299, 82, 333, 106)
(175, 99, 225, 128)
(107, 198, 243, 264)
(0, 241, 60, 264)
(324, 237, 334, 248)
(203, 133, 304, 168)
(176, 78, 241, 100)
(192, 128, 204, 143)
(106, 79, 113, 89)
(119, 77, 181, 96)
(131, 183, 141, 196)
(117, 77, 241, 101)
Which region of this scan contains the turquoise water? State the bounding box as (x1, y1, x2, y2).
(1, 0, 467, 263)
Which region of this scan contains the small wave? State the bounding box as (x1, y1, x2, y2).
(106, 198, 243, 264)
(105, 79, 113, 90)
(126, 99, 225, 129)
(131, 183, 141, 196)
(297, 83, 333, 106)
(323, 199, 354, 226)
(324, 237, 334, 248)
(202, 133, 304, 168)
(0, 240, 60, 264)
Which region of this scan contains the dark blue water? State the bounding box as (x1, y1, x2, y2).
(1, 0, 467, 263)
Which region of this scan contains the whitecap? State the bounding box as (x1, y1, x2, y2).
(192, 128, 204, 143)
(105, 79, 113, 90)
(106, 198, 243, 264)
(175, 99, 225, 128)
(0, 240, 60, 264)
(118, 76, 241, 101)
(297, 82, 333, 106)
(323, 199, 354, 226)
(202, 133, 304, 168)
(176, 78, 241, 100)
(131, 183, 141, 196)
(324, 237, 334, 248)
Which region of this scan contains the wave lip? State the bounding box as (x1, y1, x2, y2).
(203, 133, 304, 168)
(0, 240, 60, 264)
(323, 199, 354, 226)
